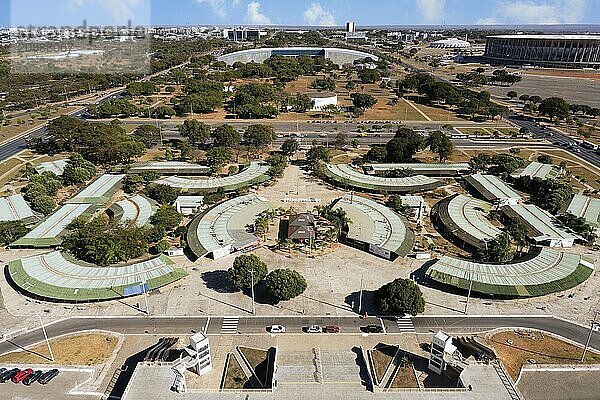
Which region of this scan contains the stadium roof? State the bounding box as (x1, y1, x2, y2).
(112, 195, 157, 228)
(155, 162, 269, 192)
(187, 194, 273, 259)
(35, 159, 68, 176)
(436, 194, 502, 250)
(399, 195, 425, 208)
(502, 204, 577, 246)
(426, 247, 594, 297)
(67, 174, 125, 205)
(332, 194, 414, 257)
(323, 164, 441, 193)
(430, 38, 471, 48)
(129, 161, 211, 175)
(512, 162, 560, 180)
(7, 251, 187, 302)
(363, 163, 470, 176)
(464, 174, 522, 204)
(488, 35, 600, 40)
(566, 194, 600, 228)
(0, 194, 36, 222)
(11, 203, 98, 248)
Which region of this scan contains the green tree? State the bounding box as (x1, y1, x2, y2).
(145, 184, 180, 205)
(206, 147, 234, 172)
(358, 69, 381, 84)
(150, 205, 183, 232)
(374, 278, 425, 316)
(62, 153, 96, 185)
(385, 128, 425, 162)
(227, 254, 268, 291)
(507, 91, 518, 100)
(537, 154, 553, 164)
(306, 145, 331, 168)
(350, 93, 377, 115)
(264, 269, 307, 301)
(311, 76, 336, 91)
(0, 221, 29, 245)
(290, 94, 315, 113)
(244, 125, 276, 147)
(212, 124, 241, 147)
(426, 131, 454, 162)
(482, 233, 514, 263)
(133, 125, 162, 148)
(156, 239, 170, 253)
(281, 138, 299, 157)
(267, 153, 288, 177)
(179, 120, 211, 147)
(365, 146, 387, 162)
(539, 97, 571, 122)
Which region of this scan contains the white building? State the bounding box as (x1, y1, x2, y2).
(429, 331, 457, 375)
(308, 93, 338, 111)
(346, 22, 356, 33)
(171, 332, 212, 393)
(173, 196, 204, 215)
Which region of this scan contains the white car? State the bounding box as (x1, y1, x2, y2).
(269, 325, 286, 333)
(306, 325, 322, 333)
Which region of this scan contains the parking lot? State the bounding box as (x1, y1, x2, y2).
(0, 367, 94, 400)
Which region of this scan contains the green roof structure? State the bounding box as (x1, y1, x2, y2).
(427, 247, 594, 297)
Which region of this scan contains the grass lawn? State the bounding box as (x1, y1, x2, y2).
(223, 354, 249, 389)
(370, 345, 396, 385)
(487, 330, 600, 380)
(238, 346, 268, 387)
(0, 333, 118, 366)
(390, 365, 418, 388)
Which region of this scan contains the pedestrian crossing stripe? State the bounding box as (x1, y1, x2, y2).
(221, 317, 239, 334)
(396, 316, 415, 332)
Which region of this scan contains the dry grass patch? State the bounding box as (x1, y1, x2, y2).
(370, 345, 396, 384)
(223, 354, 249, 389)
(390, 365, 418, 388)
(487, 330, 600, 380)
(239, 346, 268, 387)
(0, 333, 119, 366)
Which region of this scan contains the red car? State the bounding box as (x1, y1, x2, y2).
(325, 325, 340, 333)
(12, 368, 33, 384)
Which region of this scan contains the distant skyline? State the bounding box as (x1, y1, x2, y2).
(2, 0, 600, 27)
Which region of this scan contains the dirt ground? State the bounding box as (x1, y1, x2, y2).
(486, 330, 600, 380)
(0, 333, 119, 366)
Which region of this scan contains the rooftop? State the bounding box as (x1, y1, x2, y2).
(488, 34, 600, 40)
(464, 174, 521, 203)
(363, 163, 470, 176)
(35, 159, 68, 176)
(67, 174, 125, 205)
(112, 194, 156, 228)
(565, 194, 600, 228)
(502, 204, 577, 243)
(332, 194, 414, 257)
(427, 247, 594, 297)
(129, 161, 211, 175)
(512, 162, 560, 180)
(0, 194, 35, 222)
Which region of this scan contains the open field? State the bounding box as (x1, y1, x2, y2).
(0, 333, 119, 366)
(487, 330, 600, 380)
(0, 105, 80, 145)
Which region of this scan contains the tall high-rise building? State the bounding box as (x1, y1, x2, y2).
(346, 22, 356, 33)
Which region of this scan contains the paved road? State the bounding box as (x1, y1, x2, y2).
(0, 315, 597, 356)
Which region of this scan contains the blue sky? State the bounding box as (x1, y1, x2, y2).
(2, 0, 599, 27)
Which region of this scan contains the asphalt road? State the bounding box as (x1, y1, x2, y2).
(0, 315, 597, 356)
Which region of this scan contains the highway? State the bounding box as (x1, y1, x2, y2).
(0, 315, 597, 356)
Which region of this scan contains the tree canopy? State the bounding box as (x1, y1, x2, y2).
(374, 278, 425, 316)
(264, 269, 307, 301)
(227, 254, 268, 291)
(385, 128, 425, 163)
(179, 120, 211, 147)
(426, 131, 454, 162)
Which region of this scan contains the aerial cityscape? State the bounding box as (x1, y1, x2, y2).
(0, 0, 600, 399)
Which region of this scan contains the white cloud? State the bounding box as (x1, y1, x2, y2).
(303, 2, 336, 26)
(67, 0, 146, 24)
(232, 0, 241, 7)
(247, 1, 271, 25)
(195, 0, 227, 18)
(478, 0, 587, 25)
(415, 0, 446, 23)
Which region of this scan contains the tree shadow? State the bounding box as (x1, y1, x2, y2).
(344, 290, 376, 315)
(201, 270, 237, 293)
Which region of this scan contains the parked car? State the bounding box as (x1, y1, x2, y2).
(361, 325, 383, 333)
(306, 325, 322, 333)
(12, 368, 33, 384)
(0, 368, 6, 376)
(325, 326, 340, 333)
(268, 325, 286, 334)
(0, 368, 20, 383)
(38, 369, 60, 385)
(23, 370, 43, 386)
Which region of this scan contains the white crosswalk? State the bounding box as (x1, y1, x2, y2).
(221, 317, 239, 334)
(396, 316, 415, 333)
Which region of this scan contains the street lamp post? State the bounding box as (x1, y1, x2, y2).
(38, 314, 55, 362)
(581, 311, 599, 362)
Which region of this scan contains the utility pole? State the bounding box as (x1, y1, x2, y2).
(581, 311, 599, 362)
(250, 269, 256, 315)
(143, 281, 149, 315)
(464, 274, 473, 315)
(38, 314, 55, 362)
(358, 273, 364, 315)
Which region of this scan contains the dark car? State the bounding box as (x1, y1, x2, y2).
(325, 325, 340, 333)
(0, 368, 20, 383)
(38, 369, 60, 385)
(361, 325, 383, 333)
(0, 368, 6, 376)
(12, 368, 33, 384)
(23, 370, 43, 386)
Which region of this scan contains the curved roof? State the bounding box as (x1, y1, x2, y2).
(218, 47, 379, 65)
(464, 174, 521, 204)
(430, 38, 471, 48)
(129, 161, 211, 176)
(363, 163, 471, 176)
(7, 251, 187, 302)
(332, 194, 414, 257)
(155, 162, 269, 192)
(427, 247, 595, 297)
(67, 174, 125, 205)
(187, 194, 273, 258)
(488, 35, 600, 41)
(113, 195, 156, 227)
(323, 164, 441, 193)
(436, 194, 502, 250)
